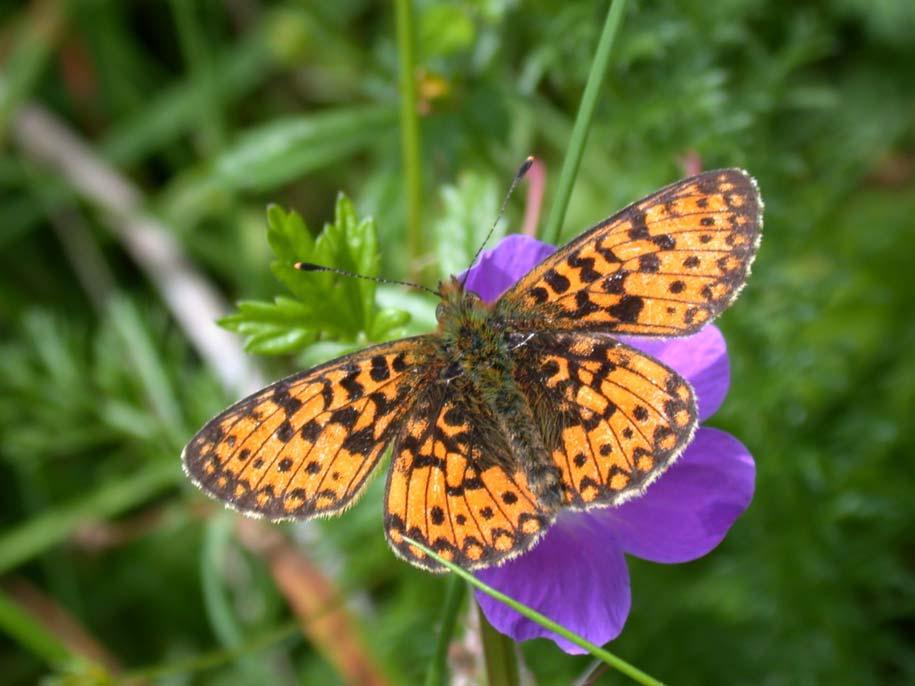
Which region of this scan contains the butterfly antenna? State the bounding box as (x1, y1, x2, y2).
(294, 262, 439, 296)
(460, 156, 535, 288)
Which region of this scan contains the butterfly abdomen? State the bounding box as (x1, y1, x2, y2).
(480, 362, 563, 512)
(445, 308, 563, 512)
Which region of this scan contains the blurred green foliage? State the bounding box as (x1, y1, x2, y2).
(0, 1, 913, 685)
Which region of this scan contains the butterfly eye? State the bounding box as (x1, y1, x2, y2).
(435, 302, 446, 320)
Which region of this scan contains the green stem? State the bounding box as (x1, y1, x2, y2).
(425, 573, 468, 686)
(478, 601, 520, 686)
(541, 0, 628, 244)
(404, 535, 665, 686)
(394, 0, 423, 278)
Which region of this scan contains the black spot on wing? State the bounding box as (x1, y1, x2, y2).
(568, 255, 601, 283)
(330, 406, 359, 427)
(276, 420, 294, 442)
(572, 291, 600, 317)
(301, 419, 322, 442)
(342, 425, 375, 455)
(602, 271, 627, 294)
(651, 234, 676, 250)
(638, 253, 660, 273)
(529, 287, 549, 304)
(370, 355, 390, 381)
(544, 269, 571, 294)
(340, 369, 364, 401)
(392, 352, 409, 373)
(627, 210, 649, 240)
(608, 295, 644, 323)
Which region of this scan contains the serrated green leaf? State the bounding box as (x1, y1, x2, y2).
(267, 204, 315, 263)
(220, 198, 410, 356)
(244, 329, 315, 356)
(219, 298, 316, 355)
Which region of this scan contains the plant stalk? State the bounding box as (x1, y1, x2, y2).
(541, 0, 628, 244)
(425, 573, 468, 686)
(394, 0, 424, 279)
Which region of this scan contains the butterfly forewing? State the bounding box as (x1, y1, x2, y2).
(501, 168, 762, 335)
(182, 337, 431, 519)
(514, 333, 698, 508)
(384, 384, 551, 571)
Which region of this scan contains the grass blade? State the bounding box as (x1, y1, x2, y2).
(403, 535, 665, 686)
(0, 460, 179, 575)
(478, 602, 520, 686)
(394, 0, 424, 278)
(0, 589, 71, 666)
(541, 0, 628, 244)
(424, 573, 468, 686)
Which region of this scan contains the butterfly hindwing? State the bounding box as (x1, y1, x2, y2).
(384, 383, 551, 571)
(513, 332, 698, 509)
(182, 337, 431, 519)
(500, 168, 762, 336)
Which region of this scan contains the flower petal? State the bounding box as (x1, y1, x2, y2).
(621, 325, 730, 421)
(475, 514, 630, 654)
(605, 427, 755, 564)
(462, 235, 556, 303)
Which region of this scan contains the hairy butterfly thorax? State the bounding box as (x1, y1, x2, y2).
(435, 277, 564, 511)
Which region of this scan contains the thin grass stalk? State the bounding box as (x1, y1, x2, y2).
(404, 535, 665, 686)
(394, 0, 424, 279)
(425, 573, 468, 686)
(0, 589, 72, 666)
(478, 602, 520, 686)
(541, 0, 628, 244)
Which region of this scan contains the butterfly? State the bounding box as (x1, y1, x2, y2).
(183, 168, 762, 572)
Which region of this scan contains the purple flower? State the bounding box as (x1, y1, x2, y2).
(464, 234, 755, 654)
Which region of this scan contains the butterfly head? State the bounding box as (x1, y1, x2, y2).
(435, 277, 489, 329)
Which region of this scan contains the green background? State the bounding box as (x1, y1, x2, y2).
(1, 1, 913, 684)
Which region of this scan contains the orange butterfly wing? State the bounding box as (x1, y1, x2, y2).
(384, 384, 551, 571)
(500, 168, 762, 335)
(514, 332, 697, 508)
(182, 338, 430, 519)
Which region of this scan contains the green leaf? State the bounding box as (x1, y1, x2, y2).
(218, 297, 317, 355)
(368, 308, 412, 341)
(419, 3, 477, 60)
(220, 198, 410, 355)
(433, 171, 504, 280)
(215, 105, 398, 191)
(0, 460, 180, 576)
